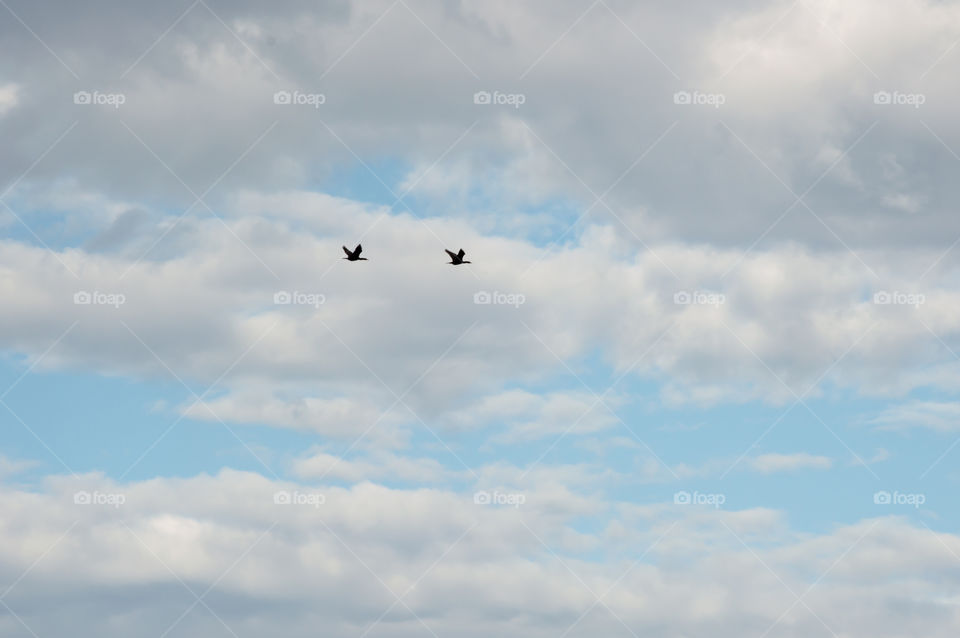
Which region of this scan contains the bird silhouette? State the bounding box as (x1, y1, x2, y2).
(445, 248, 471, 265)
(342, 244, 368, 261)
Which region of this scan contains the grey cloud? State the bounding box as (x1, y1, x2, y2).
(3, 0, 959, 255)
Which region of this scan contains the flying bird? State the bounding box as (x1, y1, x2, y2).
(342, 244, 367, 261)
(445, 248, 471, 265)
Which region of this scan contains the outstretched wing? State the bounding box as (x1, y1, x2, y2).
(457, 248, 466, 259)
(445, 249, 457, 260)
(342, 245, 352, 257)
(354, 244, 363, 255)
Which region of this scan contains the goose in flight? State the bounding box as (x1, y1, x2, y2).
(342, 244, 368, 261)
(445, 248, 471, 265)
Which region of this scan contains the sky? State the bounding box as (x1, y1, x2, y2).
(2, 0, 960, 635)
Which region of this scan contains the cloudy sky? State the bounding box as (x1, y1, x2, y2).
(2, 0, 960, 635)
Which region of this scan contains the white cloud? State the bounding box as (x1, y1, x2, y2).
(747, 452, 834, 473)
(0, 188, 958, 426)
(0, 2, 959, 633)
(183, 391, 406, 440)
(0, 82, 18, 116)
(883, 192, 924, 214)
(871, 400, 960, 432)
(0, 471, 956, 637)
(444, 389, 623, 442)
(292, 449, 459, 483)
(0, 454, 37, 477)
